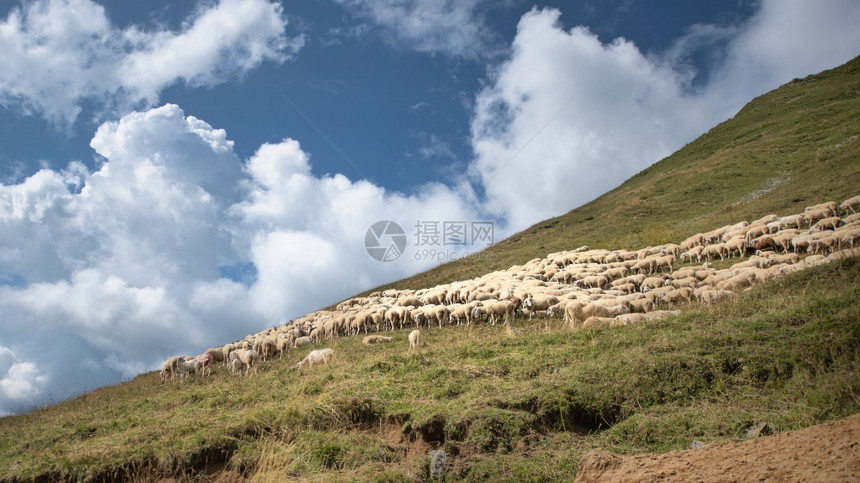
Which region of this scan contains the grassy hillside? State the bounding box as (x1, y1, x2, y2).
(0, 58, 858, 481)
(0, 256, 857, 481)
(366, 56, 860, 294)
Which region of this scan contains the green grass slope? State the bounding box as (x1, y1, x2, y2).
(367, 55, 860, 294)
(0, 256, 857, 481)
(0, 58, 858, 482)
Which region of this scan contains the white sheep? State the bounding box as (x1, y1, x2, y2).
(176, 358, 202, 383)
(565, 302, 628, 326)
(408, 329, 423, 352)
(803, 207, 832, 226)
(581, 316, 615, 329)
(812, 216, 843, 232)
(840, 195, 860, 214)
(472, 300, 518, 326)
(805, 201, 839, 217)
(159, 356, 181, 383)
(363, 335, 394, 345)
(196, 353, 214, 378)
(229, 349, 260, 375)
(294, 336, 313, 348)
(231, 358, 247, 376)
(446, 304, 470, 326)
(699, 289, 737, 305)
(276, 337, 293, 359)
(205, 348, 226, 368)
(521, 294, 559, 320)
(294, 348, 335, 373)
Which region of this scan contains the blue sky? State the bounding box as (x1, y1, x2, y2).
(0, 1, 757, 190)
(0, 0, 858, 415)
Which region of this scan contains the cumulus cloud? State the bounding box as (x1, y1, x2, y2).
(469, 8, 711, 230)
(233, 137, 484, 320)
(699, 0, 860, 115)
(333, 0, 498, 59)
(0, 344, 48, 416)
(0, 0, 302, 127)
(468, 1, 860, 231)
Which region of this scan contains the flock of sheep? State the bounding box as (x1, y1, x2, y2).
(159, 194, 860, 384)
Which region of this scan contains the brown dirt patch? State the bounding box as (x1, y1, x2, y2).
(576, 413, 860, 482)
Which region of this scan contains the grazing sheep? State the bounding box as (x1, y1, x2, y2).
(566, 302, 628, 326)
(196, 353, 214, 378)
(409, 329, 423, 352)
(611, 313, 648, 327)
(309, 327, 322, 344)
(363, 335, 394, 345)
(631, 258, 656, 275)
(294, 336, 313, 348)
(652, 255, 674, 273)
(581, 316, 615, 329)
(843, 213, 860, 225)
(699, 289, 737, 305)
(205, 348, 226, 368)
(474, 300, 518, 326)
(176, 358, 202, 383)
(159, 356, 181, 383)
(807, 231, 841, 255)
(659, 287, 694, 306)
(581, 275, 610, 289)
(812, 216, 843, 231)
(803, 207, 832, 226)
(522, 294, 559, 320)
(231, 358, 246, 376)
(447, 304, 470, 326)
(627, 298, 654, 313)
(294, 348, 335, 373)
(253, 338, 278, 361)
(724, 237, 747, 258)
(716, 271, 757, 291)
(750, 235, 776, 252)
(805, 201, 839, 217)
(229, 349, 260, 375)
(640, 276, 668, 292)
(680, 246, 705, 263)
(643, 310, 682, 321)
(839, 227, 860, 249)
(840, 195, 860, 214)
(702, 243, 728, 261)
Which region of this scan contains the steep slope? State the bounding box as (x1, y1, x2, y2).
(366, 55, 860, 294)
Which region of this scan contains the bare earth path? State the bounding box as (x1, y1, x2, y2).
(576, 413, 860, 482)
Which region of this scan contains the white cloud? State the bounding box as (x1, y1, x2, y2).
(0, 104, 263, 415)
(469, 8, 710, 230)
(234, 138, 484, 320)
(699, 0, 860, 116)
(468, 1, 860, 231)
(0, 0, 301, 127)
(0, 342, 48, 415)
(1, 362, 47, 401)
(333, 0, 497, 59)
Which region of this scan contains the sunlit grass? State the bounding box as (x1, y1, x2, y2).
(1, 256, 857, 481)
